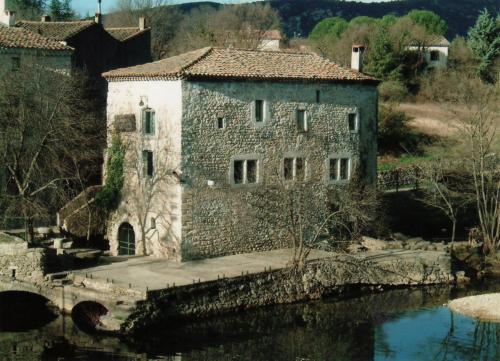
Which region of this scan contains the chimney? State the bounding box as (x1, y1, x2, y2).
(139, 16, 146, 30)
(41, 14, 51, 22)
(351, 44, 365, 72)
(95, 12, 102, 24)
(5, 10, 15, 27)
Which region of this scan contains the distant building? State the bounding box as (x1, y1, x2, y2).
(17, 15, 152, 77)
(407, 35, 450, 70)
(258, 30, 282, 51)
(101, 46, 379, 260)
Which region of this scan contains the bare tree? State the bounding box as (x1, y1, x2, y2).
(0, 66, 104, 243)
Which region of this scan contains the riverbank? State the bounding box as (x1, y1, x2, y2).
(449, 293, 500, 322)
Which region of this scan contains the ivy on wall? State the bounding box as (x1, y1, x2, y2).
(95, 135, 125, 211)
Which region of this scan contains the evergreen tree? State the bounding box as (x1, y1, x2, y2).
(406, 10, 448, 35)
(48, 0, 74, 21)
(364, 30, 399, 80)
(467, 9, 500, 83)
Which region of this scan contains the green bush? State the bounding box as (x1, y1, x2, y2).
(94, 135, 125, 211)
(378, 80, 409, 103)
(378, 105, 420, 155)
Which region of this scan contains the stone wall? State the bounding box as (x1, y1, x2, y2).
(180, 80, 378, 259)
(0, 48, 72, 74)
(123, 251, 452, 333)
(0, 234, 47, 281)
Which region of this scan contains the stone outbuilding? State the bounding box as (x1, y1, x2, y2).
(407, 35, 450, 70)
(102, 47, 379, 261)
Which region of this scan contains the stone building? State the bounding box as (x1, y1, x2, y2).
(17, 15, 151, 78)
(0, 0, 73, 72)
(102, 47, 379, 260)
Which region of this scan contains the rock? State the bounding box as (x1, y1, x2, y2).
(0, 232, 24, 244)
(361, 237, 388, 251)
(455, 271, 470, 284)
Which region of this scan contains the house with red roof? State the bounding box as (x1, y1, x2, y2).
(97, 46, 379, 260)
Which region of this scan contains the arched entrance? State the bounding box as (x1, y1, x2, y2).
(118, 223, 135, 256)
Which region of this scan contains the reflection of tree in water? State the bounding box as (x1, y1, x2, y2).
(433, 310, 499, 361)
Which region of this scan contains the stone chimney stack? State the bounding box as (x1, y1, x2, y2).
(351, 44, 365, 72)
(95, 12, 102, 24)
(41, 14, 51, 22)
(5, 10, 15, 26)
(139, 16, 146, 30)
(1, 0, 16, 27)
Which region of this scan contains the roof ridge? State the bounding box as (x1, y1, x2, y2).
(211, 47, 314, 56)
(180, 47, 214, 75)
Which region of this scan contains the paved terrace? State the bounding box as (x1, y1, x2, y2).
(70, 248, 448, 294)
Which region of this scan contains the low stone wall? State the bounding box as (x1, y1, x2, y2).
(123, 251, 453, 334)
(0, 234, 47, 281)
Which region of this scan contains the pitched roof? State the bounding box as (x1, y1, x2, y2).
(103, 47, 379, 84)
(262, 30, 282, 40)
(0, 26, 73, 51)
(16, 20, 96, 41)
(429, 35, 450, 47)
(106, 27, 150, 42)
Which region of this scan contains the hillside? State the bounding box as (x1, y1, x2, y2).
(270, 0, 499, 39)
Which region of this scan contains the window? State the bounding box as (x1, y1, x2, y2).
(217, 117, 226, 129)
(316, 90, 321, 103)
(142, 150, 154, 178)
(430, 50, 440, 61)
(348, 113, 358, 132)
(328, 157, 351, 182)
(232, 158, 259, 185)
(143, 109, 155, 135)
(284, 157, 305, 181)
(150, 217, 156, 229)
(255, 100, 264, 123)
(11, 57, 20, 71)
(297, 109, 308, 132)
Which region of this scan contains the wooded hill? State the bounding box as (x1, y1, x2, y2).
(161, 0, 499, 39)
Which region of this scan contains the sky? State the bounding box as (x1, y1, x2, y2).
(72, 0, 391, 16)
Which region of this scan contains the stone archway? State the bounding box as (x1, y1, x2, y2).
(118, 222, 135, 256)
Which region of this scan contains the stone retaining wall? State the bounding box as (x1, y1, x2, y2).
(123, 251, 453, 334)
(0, 235, 47, 281)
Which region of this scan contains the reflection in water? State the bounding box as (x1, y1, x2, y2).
(0, 282, 499, 360)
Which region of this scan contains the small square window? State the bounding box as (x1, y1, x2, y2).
(348, 113, 358, 132)
(143, 109, 155, 135)
(316, 90, 321, 103)
(297, 110, 307, 132)
(329, 157, 351, 182)
(430, 50, 440, 61)
(11, 57, 20, 71)
(255, 100, 264, 123)
(217, 117, 225, 129)
(142, 150, 154, 178)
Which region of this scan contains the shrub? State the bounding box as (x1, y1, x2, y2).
(378, 80, 409, 103)
(378, 105, 419, 155)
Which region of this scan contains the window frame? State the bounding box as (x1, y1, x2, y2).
(216, 116, 226, 129)
(283, 155, 307, 182)
(142, 150, 154, 178)
(430, 50, 440, 62)
(326, 154, 352, 184)
(296, 109, 308, 132)
(11, 57, 20, 71)
(230, 155, 262, 187)
(251, 99, 269, 125)
(348, 111, 359, 133)
(142, 108, 156, 136)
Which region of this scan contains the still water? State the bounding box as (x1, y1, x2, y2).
(0, 283, 499, 361)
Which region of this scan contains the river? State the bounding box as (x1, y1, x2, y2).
(0, 281, 499, 360)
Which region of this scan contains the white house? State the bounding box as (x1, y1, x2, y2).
(407, 35, 450, 70)
(102, 47, 379, 261)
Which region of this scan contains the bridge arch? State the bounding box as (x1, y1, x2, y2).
(71, 301, 108, 332)
(0, 290, 58, 331)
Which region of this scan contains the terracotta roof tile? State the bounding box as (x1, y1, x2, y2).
(103, 47, 379, 83)
(0, 26, 73, 51)
(106, 27, 150, 42)
(16, 20, 96, 41)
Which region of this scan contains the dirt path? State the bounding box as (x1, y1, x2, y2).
(448, 293, 500, 322)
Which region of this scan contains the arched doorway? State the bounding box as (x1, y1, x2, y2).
(118, 223, 135, 256)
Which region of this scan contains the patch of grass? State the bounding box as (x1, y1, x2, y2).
(378, 154, 434, 172)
